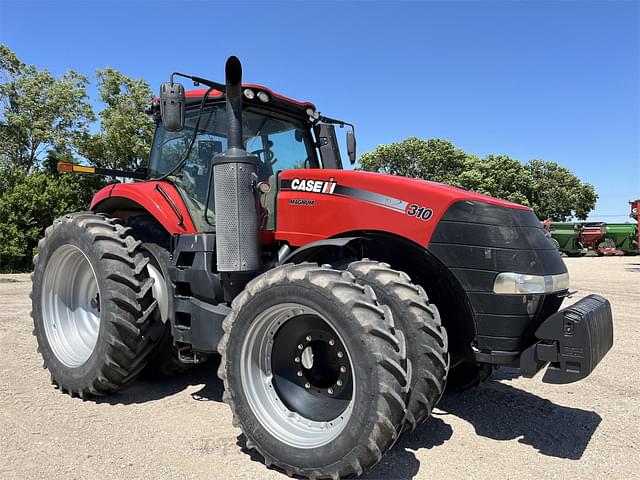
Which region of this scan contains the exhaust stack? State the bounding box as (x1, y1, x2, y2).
(212, 56, 261, 272)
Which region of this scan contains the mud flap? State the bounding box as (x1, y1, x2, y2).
(521, 294, 613, 384)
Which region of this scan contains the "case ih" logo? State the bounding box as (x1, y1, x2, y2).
(290, 177, 337, 194)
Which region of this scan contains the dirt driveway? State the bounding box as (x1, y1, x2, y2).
(0, 256, 638, 479)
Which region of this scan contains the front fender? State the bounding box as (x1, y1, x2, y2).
(280, 237, 365, 265)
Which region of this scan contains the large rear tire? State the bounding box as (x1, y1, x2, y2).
(31, 212, 164, 396)
(346, 260, 448, 432)
(218, 263, 408, 479)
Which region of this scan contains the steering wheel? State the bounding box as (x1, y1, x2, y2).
(251, 149, 276, 165)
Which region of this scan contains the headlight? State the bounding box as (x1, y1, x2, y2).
(494, 272, 570, 295)
(257, 91, 270, 103)
(243, 88, 255, 100)
(551, 272, 570, 291)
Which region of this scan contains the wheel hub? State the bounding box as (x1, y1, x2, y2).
(240, 303, 355, 448)
(270, 315, 353, 421)
(290, 333, 349, 396)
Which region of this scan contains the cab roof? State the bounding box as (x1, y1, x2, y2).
(184, 84, 316, 118)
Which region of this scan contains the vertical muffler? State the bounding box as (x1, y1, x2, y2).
(213, 56, 261, 272)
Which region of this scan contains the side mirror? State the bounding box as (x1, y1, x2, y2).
(159, 82, 185, 132)
(346, 130, 357, 165)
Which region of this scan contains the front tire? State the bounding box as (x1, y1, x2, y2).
(346, 260, 448, 432)
(31, 213, 164, 396)
(218, 263, 408, 479)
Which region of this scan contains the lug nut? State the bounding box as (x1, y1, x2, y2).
(329, 339, 335, 346)
(306, 335, 312, 341)
(337, 351, 343, 358)
(304, 382, 311, 389)
(297, 371, 303, 377)
(340, 366, 347, 373)
(294, 356, 300, 363)
(336, 379, 343, 386)
(298, 344, 304, 350)
(327, 388, 334, 395)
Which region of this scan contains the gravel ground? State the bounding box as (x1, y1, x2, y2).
(0, 256, 637, 479)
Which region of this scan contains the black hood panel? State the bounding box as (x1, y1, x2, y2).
(430, 201, 566, 276)
(428, 200, 568, 353)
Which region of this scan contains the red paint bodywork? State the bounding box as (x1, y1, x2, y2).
(275, 170, 529, 247)
(91, 181, 197, 233)
(579, 225, 606, 251)
(630, 199, 640, 252)
(91, 171, 529, 248)
(185, 84, 316, 109)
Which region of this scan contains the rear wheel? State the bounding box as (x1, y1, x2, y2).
(138, 243, 191, 378)
(346, 260, 448, 432)
(218, 263, 408, 479)
(31, 213, 164, 396)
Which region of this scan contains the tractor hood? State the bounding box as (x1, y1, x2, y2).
(276, 169, 531, 248)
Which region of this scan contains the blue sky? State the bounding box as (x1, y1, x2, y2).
(1, 0, 638, 222)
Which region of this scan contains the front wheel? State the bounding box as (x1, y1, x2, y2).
(218, 263, 408, 479)
(346, 260, 448, 432)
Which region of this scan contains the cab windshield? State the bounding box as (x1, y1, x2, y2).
(148, 103, 318, 231)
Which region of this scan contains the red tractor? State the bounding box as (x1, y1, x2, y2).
(31, 57, 614, 479)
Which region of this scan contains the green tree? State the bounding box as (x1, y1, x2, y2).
(359, 137, 470, 187)
(526, 159, 597, 220)
(458, 155, 532, 206)
(78, 67, 154, 170)
(0, 169, 104, 271)
(360, 137, 598, 220)
(0, 45, 94, 171)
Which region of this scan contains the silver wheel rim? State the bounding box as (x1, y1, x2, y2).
(240, 303, 355, 449)
(147, 261, 168, 323)
(41, 245, 101, 368)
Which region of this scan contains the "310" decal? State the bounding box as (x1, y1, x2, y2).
(406, 203, 433, 221)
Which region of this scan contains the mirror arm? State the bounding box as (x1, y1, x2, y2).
(318, 115, 356, 139)
(171, 72, 226, 92)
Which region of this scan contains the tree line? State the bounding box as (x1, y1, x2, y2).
(0, 45, 597, 272)
(359, 137, 597, 221)
(0, 45, 154, 271)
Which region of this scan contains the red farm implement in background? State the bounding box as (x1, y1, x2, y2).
(580, 223, 622, 256)
(631, 199, 640, 249)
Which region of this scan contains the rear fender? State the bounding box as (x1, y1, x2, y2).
(91, 181, 197, 234)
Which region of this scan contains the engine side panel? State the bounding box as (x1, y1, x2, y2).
(275, 169, 529, 247)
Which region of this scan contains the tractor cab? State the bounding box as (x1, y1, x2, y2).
(147, 85, 353, 231)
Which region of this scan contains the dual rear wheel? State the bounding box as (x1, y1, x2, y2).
(218, 261, 449, 479)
